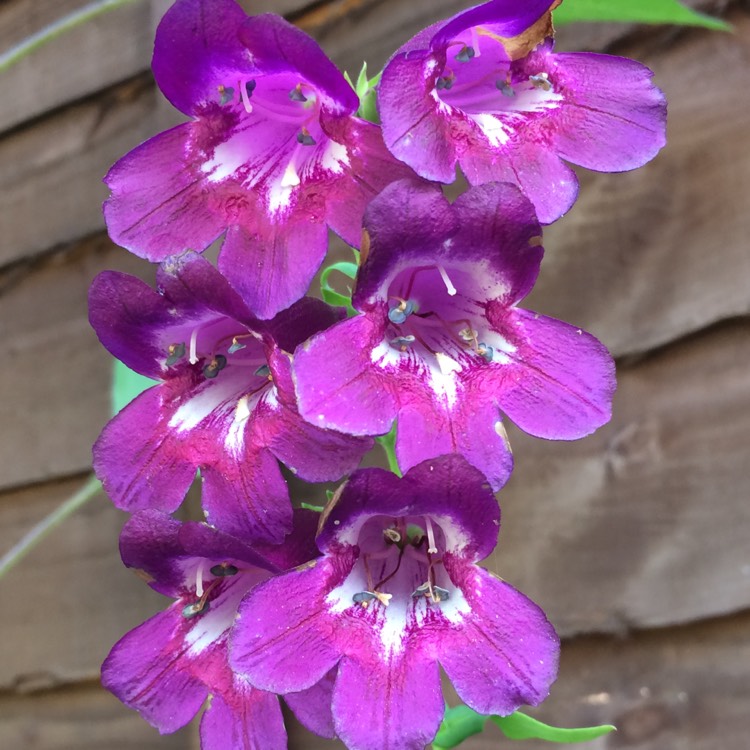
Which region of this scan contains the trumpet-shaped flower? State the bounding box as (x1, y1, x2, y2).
(89, 252, 371, 544)
(102, 509, 337, 748)
(231, 457, 559, 750)
(292, 179, 615, 490)
(103, 0, 414, 318)
(378, 0, 667, 223)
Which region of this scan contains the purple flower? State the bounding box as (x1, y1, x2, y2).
(292, 179, 615, 490)
(231, 457, 559, 750)
(102, 509, 337, 748)
(378, 0, 667, 223)
(89, 252, 371, 544)
(103, 0, 414, 318)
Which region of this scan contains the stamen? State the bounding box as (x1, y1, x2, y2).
(477, 343, 494, 363)
(218, 84, 235, 106)
(210, 563, 239, 577)
(458, 327, 478, 344)
(297, 129, 316, 146)
(436, 76, 454, 91)
(455, 45, 476, 63)
(390, 334, 415, 352)
(496, 80, 515, 97)
(254, 364, 271, 378)
(437, 265, 457, 296)
(425, 517, 438, 555)
(189, 327, 200, 365)
(432, 586, 450, 602)
(195, 560, 205, 598)
(529, 73, 552, 91)
(388, 299, 416, 325)
(228, 337, 247, 354)
(383, 528, 402, 544)
(182, 600, 210, 619)
(353, 591, 377, 605)
(245, 80, 257, 98)
(289, 84, 308, 103)
(203, 354, 227, 379)
(166, 342, 186, 367)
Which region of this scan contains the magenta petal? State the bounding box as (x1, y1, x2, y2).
(200, 687, 286, 750)
(550, 52, 667, 173)
(250, 508, 320, 573)
(219, 221, 328, 319)
(263, 405, 371, 483)
(379, 51, 459, 183)
(294, 315, 397, 436)
(461, 142, 579, 225)
(284, 670, 337, 740)
(202, 446, 292, 545)
(333, 653, 444, 750)
(231, 559, 347, 693)
(489, 308, 616, 440)
(94, 386, 197, 514)
(101, 608, 207, 733)
(439, 560, 559, 715)
(104, 124, 224, 260)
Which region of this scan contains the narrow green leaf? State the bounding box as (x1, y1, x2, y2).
(300, 502, 325, 513)
(433, 705, 487, 749)
(554, 0, 730, 31)
(491, 712, 616, 743)
(111, 360, 156, 415)
(375, 422, 401, 477)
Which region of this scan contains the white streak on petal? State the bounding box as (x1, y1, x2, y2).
(469, 113, 511, 147)
(319, 140, 349, 175)
(429, 353, 462, 408)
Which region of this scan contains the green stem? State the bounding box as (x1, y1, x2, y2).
(376, 425, 402, 477)
(0, 475, 102, 579)
(0, 0, 143, 73)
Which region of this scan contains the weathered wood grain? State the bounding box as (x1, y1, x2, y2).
(0, 476, 168, 691)
(528, 11, 750, 357)
(285, 611, 750, 749)
(0, 683, 193, 749)
(0, 236, 147, 492)
(490, 317, 750, 637)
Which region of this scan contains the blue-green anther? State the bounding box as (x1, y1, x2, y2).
(166, 342, 186, 366)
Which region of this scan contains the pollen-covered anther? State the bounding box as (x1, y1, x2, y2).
(388, 299, 416, 325)
(390, 334, 415, 352)
(203, 354, 228, 379)
(218, 84, 235, 106)
(478, 343, 494, 363)
(210, 563, 239, 577)
(297, 128, 316, 146)
(455, 45, 476, 63)
(496, 79, 515, 97)
(289, 84, 308, 103)
(182, 600, 210, 619)
(383, 528, 402, 545)
(529, 72, 552, 91)
(166, 341, 186, 366)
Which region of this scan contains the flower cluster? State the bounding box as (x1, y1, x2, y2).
(92, 0, 665, 748)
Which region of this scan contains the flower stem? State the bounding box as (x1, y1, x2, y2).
(0, 0, 143, 74)
(376, 424, 402, 477)
(0, 475, 102, 579)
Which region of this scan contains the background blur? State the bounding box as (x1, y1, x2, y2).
(1, 0, 749, 748)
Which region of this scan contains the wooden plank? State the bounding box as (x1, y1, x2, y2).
(0, 683, 192, 750)
(0, 476, 169, 691)
(489, 317, 750, 636)
(0, 0, 316, 135)
(0, 76, 175, 267)
(527, 11, 750, 357)
(454, 611, 750, 750)
(0, 236, 147, 492)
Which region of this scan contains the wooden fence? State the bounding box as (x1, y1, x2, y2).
(1, 1, 748, 748)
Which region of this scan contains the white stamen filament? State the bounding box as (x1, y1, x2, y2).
(239, 82, 254, 114)
(437, 265, 457, 296)
(189, 327, 200, 365)
(471, 27, 481, 57)
(425, 517, 438, 554)
(195, 560, 205, 598)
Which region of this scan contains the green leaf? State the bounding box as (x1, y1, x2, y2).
(554, 0, 730, 31)
(300, 502, 325, 513)
(111, 360, 156, 415)
(347, 62, 382, 123)
(433, 705, 487, 749)
(491, 712, 616, 744)
(320, 260, 359, 316)
(374, 422, 401, 477)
